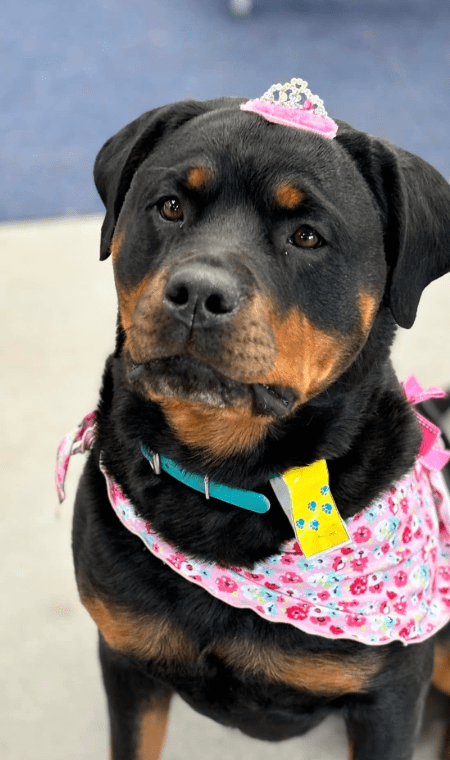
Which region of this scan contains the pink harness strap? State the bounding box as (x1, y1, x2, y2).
(56, 377, 450, 645)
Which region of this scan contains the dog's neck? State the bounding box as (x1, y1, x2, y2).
(94, 311, 421, 568)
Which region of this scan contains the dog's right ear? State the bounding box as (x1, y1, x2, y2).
(94, 100, 211, 261)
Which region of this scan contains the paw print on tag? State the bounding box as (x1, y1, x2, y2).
(322, 503, 333, 514)
(308, 501, 317, 511)
(320, 485, 330, 495)
(309, 519, 320, 531)
(296, 518, 305, 529)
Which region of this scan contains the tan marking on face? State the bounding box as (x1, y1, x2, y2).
(110, 228, 126, 265)
(80, 592, 197, 662)
(189, 291, 277, 384)
(120, 270, 169, 349)
(258, 307, 350, 403)
(186, 165, 214, 190)
(117, 276, 153, 332)
(274, 182, 304, 210)
(137, 695, 172, 760)
(157, 397, 271, 462)
(216, 638, 383, 695)
(432, 642, 450, 696)
(359, 290, 379, 333)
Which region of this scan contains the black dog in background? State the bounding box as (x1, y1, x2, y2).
(70, 96, 450, 760)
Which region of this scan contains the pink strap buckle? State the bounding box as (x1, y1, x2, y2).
(403, 375, 450, 471)
(55, 411, 96, 503)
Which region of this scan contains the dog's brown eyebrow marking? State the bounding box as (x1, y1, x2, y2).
(215, 638, 384, 695)
(274, 182, 304, 210)
(185, 165, 214, 190)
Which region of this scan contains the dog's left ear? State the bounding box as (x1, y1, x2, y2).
(336, 124, 450, 328)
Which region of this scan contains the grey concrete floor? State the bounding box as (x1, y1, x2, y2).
(2, 214, 450, 759)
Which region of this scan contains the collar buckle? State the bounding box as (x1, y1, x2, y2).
(148, 451, 161, 475)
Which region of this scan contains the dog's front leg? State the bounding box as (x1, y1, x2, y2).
(344, 639, 434, 760)
(99, 636, 173, 760)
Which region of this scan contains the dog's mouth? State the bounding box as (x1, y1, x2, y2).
(128, 356, 297, 417)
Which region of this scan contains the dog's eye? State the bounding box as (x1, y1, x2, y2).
(292, 226, 322, 249)
(160, 197, 184, 222)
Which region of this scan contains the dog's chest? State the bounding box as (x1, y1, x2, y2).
(79, 583, 381, 708)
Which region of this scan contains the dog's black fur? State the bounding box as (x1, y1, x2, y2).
(72, 97, 450, 759)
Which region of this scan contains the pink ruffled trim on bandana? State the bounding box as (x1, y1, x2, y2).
(56, 377, 450, 646)
(55, 411, 96, 503)
(404, 375, 450, 470)
(240, 99, 338, 139)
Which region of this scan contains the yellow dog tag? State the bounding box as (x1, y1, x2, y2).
(270, 460, 352, 558)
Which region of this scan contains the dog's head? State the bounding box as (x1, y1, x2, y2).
(94, 97, 450, 460)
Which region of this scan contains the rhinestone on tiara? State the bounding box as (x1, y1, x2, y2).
(240, 78, 338, 139)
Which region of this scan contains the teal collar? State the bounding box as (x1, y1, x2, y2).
(141, 446, 271, 514)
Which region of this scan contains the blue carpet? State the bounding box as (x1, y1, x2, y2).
(2, 0, 450, 221)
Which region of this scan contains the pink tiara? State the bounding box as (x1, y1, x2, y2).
(240, 78, 338, 139)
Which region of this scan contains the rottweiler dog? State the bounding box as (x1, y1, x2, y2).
(71, 95, 450, 760)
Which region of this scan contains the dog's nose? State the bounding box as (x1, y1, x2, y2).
(164, 264, 243, 326)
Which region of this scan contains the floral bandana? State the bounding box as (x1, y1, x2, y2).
(56, 377, 450, 646)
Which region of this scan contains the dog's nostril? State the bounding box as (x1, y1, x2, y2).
(167, 285, 189, 307)
(205, 293, 231, 315)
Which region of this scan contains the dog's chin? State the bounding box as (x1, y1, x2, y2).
(127, 356, 297, 418)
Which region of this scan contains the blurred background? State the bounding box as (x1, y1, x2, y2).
(3, 0, 450, 222)
(2, 1, 450, 758)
